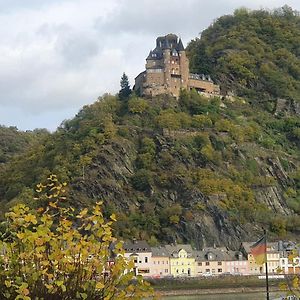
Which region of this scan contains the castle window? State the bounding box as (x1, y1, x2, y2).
(147, 68, 163, 73)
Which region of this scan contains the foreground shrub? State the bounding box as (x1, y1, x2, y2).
(0, 175, 154, 300)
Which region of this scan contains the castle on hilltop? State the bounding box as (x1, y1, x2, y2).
(134, 34, 220, 98)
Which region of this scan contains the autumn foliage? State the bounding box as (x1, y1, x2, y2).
(0, 175, 154, 300)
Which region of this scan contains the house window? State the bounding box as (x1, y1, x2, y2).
(134, 258, 137, 263)
(218, 262, 222, 265)
(165, 269, 168, 273)
(145, 257, 148, 263)
(206, 262, 210, 266)
(218, 269, 222, 273)
(205, 269, 210, 273)
(198, 262, 202, 266)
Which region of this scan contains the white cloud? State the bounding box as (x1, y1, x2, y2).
(0, 0, 299, 130)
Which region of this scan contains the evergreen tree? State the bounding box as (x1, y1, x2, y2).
(118, 72, 131, 100)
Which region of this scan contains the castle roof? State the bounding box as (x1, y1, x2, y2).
(155, 33, 184, 51)
(146, 34, 185, 60)
(146, 48, 163, 60)
(176, 38, 184, 51)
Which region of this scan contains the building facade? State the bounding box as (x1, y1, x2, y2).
(150, 247, 170, 278)
(194, 248, 227, 276)
(122, 240, 299, 279)
(123, 241, 152, 277)
(240, 242, 281, 275)
(165, 244, 196, 277)
(134, 34, 220, 98)
(280, 255, 300, 274)
(224, 251, 249, 275)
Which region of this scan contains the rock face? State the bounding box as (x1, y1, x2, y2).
(70, 132, 297, 250)
(275, 98, 300, 116)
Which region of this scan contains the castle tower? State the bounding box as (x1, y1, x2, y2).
(177, 38, 189, 89)
(134, 34, 220, 98)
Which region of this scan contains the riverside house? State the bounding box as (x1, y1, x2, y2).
(280, 255, 300, 274)
(224, 250, 249, 275)
(165, 244, 196, 277)
(123, 240, 152, 277)
(150, 246, 170, 278)
(194, 247, 249, 276)
(194, 247, 227, 276)
(122, 240, 298, 278)
(240, 242, 281, 275)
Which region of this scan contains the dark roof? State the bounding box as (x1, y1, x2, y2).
(123, 240, 151, 253)
(176, 38, 184, 51)
(134, 70, 146, 80)
(241, 241, 280, 254)
(165, 244, 194, 258)
(146, 48, 163, 60)
(194, 248, 246, 262)
(151, 246, 170, 257)
(154, 33, 184, 51)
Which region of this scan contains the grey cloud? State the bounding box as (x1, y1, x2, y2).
(56, 32, 100, 68)
(95, 0, 235, 41)
(0, 0, 70, 14)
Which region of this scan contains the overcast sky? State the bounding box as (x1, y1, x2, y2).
(1, 0, 299, 131)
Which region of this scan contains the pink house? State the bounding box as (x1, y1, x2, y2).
(224, 251, 249, 275)
(150, 247, 170, 278)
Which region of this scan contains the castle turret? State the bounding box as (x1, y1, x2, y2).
(134, 33, 220, 98)
(177, 38, 189, 91)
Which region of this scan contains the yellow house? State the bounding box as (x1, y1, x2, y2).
(165, 244, 195, 277)
(240, 242, 281, 275)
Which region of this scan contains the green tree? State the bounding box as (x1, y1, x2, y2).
(128, 97, 149, 114)
(118, 73, 131, 100)
(0, 175, 154, 300)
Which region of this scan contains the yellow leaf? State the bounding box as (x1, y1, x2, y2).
(24, 214, 37, 225)
(77, 208, 88, 218)
(23, 288, 29, 296)
(35, 238, 44, 246)
(49, 202, 57, 208)
(16, 232, 24, 239)
(110, 213, 117, 222)
(85, 223, 92, 231)
(4, 280, 11, 287)
(96, 282, 104, 289)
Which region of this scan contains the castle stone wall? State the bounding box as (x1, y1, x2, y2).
(134, 34, 220, 98)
